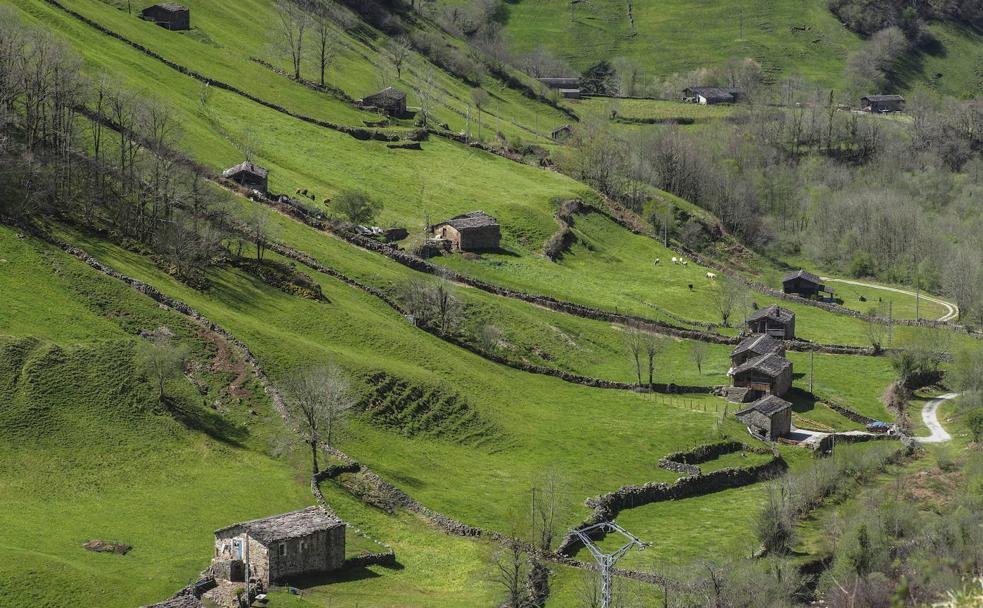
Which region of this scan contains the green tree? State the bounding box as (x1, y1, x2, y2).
(136, 333, 188, 403)
(579, 60, 617, 95)
(334, 189, 382, 225)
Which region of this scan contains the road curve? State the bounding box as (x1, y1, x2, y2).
(917, 393, 958, 443)
(820, 277, 958, 322)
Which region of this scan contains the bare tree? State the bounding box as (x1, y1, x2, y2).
(136, 332, 188, 403)
(624, 323, 644, 387)
(689, 341, 707, 375)
(274, 0, 310, 80)
(244, 206, 272, 261)
(864, 304, 889, 353)
(385, 36, 412, 80)
(310, 3, 339, 87)
(716, 278, 748, 327)
(494, 532, 530, 608)
(471, 87, 490, 140)
(398, 278, 463, 336)
(282, 363, 354, 475)
(643, 332, 667, 390)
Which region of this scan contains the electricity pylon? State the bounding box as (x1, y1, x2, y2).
(572, 521, 647, 608)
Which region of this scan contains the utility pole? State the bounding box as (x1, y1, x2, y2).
(573, 522, 647, 608)
(888, 301, 893, 345)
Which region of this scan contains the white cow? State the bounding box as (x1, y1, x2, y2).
(706, 272, 717, 280)
(671, 257, 679, 264)
(682, 260, 688, 266)
(654, 258, 661, 265)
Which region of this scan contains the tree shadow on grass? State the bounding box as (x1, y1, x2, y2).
(784, 388, 821, 415)
(161, 395, 248, 447)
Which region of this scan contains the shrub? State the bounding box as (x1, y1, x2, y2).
(334, 190, 382, 225)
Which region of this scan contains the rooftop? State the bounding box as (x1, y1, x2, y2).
(222, 161, 268, 179)
(782, 269, 823, 285)
(684, 86, 740, 100)
(747, 305, 795, 324)
(731, 334, 783, 358)
(214, 506, 343, 546)
(737, 394, 792, 417)
(366, 86, 407, 101)
(435, 211, 499, 231)
(147, 3, 189, 12)
(862, 94, 904, 102)
(538, 77, 580, 87)
(731, 352, 791, 378)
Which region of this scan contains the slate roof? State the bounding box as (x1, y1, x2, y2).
(538, 77, 580, 88)
(732, 334, 783, 358)
(145, 3, 188, 12)
(214, 507, 343, 546)
(435, 211, 498, 231)
(747, 305, 795, 325)
(365, 86, 407, 101)
(551, 124, 572, 136)
(782, 269, 823, 285)
(737, 394, 792, 418)
(730, 352, 791, 378)
(222, 161, 268, 179)
(861, 94, 904, 102)
(685, 87, 740, 102)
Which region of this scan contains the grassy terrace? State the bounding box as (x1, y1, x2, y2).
(54, 224, 748, 535)
(29, 0, 571, 142)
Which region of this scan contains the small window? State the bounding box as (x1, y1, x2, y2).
(300, 540, 306, 552)
(278, 543, 286, 557)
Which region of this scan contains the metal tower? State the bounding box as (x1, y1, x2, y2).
(573, 521, 648, 608)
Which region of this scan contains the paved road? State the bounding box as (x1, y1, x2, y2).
(820, 277, 958, 322)
(917, 393, 958, 443)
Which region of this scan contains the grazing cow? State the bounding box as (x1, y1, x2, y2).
(682, 260, 688, 266)
(688, 284, 694, 290)
(859, 295, 867, 302)
(295, 187, 301, 194)
(323, 198, 331, 205)
(654, 258, 661, 265)
(672, 257, 679, 264)
(706, 272, 717, 280)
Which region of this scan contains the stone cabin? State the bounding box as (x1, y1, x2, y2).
(432, 211, 501, 252)
(736, 394, 792, 440)
(222, 161, 269, 193)
(551, 124, 573, 142)
(730, 351, 793, 397)
(861, 94, 904, 113)
(730, 334, 785, 370)
(683, 87, 743, 105)
(746, 305, 796, 339)
(359, 87, 407, 117)
(212, 507, 345, 587)
(139, 3, 190, 31)
(537, 77, 581, 99)
(782, 269, 827, 299)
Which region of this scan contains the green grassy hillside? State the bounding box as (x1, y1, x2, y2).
(458, 0, 981, 95)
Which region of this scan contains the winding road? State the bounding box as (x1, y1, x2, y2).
(917, 393, 958, 443)
(820, 277, 959, 322)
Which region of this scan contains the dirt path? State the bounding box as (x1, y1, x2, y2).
(917, 393, 957, 443)
(820, 277, 958, 322)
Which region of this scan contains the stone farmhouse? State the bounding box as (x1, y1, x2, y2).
(683, 87, 744, 105)
(222, 161, 269, 194)
(736, 394, 792, 440)
(139, 3, 190, 31)
(358, 87, 407, 117)
(730, 351, 793, 397)
(432, 211, 501, 252)
(211, 507, 345, 587)
(861, 94, 904, 113)
(730, 334, 785, 369)
(746, 305, 796, 339)
(782, 269, 827, 299)
(551, 124, 573, 141)
(537, 77, 581, 99)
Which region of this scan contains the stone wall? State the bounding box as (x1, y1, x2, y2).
(558, 456, 787, 556)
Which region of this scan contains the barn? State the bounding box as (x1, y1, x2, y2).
(538, 77, 582, 99)
(861, 94, 904, 113)
(730, 334, 785, 369)
(432, 211, 501, 252)
(746, 305, 796, 339)
(682, 87, 743, 105)
(551, 124, 573, 141)
(736, 395, 792, 440)
(729, 352, 793, 397)
(212, 507, 345, 587)
(222, 161, 269, 193)
(139, 3, 190, 31)
(359, 87, 407, 117)
(782, 270, 827, 299)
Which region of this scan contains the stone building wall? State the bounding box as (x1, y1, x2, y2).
(268, 526, 345, 582)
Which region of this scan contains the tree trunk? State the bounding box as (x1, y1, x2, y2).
(310, 438, 319, 475)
